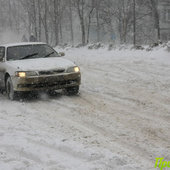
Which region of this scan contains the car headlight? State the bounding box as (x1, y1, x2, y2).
(15, 71, 38, 78)
(67, 66, 80, 73)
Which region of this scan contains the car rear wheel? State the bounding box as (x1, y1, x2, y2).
(65, 86, 79, 95)
(6, 77, 17, 100)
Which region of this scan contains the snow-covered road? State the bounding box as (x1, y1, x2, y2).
(0, 47, 170, 170)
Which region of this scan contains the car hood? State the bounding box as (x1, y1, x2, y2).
(6, 57, 76, 71)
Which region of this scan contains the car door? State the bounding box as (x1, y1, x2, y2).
(0, 46, 5, 89)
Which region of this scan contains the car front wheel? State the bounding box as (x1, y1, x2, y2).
(6, 77, 17, 100)
(65, 86, 79, 95)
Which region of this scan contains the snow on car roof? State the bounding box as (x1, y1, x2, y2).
(0, 42, 46, 48)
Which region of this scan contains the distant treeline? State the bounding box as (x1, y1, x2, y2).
(0, 0, 164, 46)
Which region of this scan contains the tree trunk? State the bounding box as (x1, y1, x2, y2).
(8, 0, 12, 30)
(77, 0, 86, 45)
(59, 19, 63, 43)
(44, 0, 49, 44)
(69, 0, 74, 45)
(150, 0, 161, 41)
(38, 0, 42, 41)
(133, 0, 136, 46)
(96, 7, 100, 42)
(81, 21, 86, 45)
(87, 8, 94, 44)
(32, 0, 37, 39)
(54, 0, 59, 46)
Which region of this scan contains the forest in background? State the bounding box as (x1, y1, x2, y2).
(0, 0, 165, 46)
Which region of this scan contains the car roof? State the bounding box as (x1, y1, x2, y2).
(0, 42, 46, 48)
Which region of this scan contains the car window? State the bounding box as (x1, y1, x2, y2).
(7, 44, 60, 61)
(0, 47, 5, 61)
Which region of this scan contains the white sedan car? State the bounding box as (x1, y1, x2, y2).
(0, 42, 81, 100)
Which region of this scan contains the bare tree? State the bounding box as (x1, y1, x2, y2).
(37, 0, 42, 41)
(0, 0, 167, 45)
(43, 0, 49, 44)
(149, 0, 160, 41)
(133, 0, 136, 46)
(68, 0, 74, 45)
(74, 0, 86, 45)
(86, 1, 95, 43)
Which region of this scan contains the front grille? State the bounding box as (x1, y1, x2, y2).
(39, 69, 65, 75)
(18, 79, 79, 89)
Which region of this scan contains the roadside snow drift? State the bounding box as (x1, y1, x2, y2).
(0, 46, 170, 170)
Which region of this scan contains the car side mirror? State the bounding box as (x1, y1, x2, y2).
(59, 52, 65, 57)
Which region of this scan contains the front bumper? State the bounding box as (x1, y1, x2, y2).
(12, 72, 81, 91)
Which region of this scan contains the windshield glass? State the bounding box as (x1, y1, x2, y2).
(7, 44, 60, 61)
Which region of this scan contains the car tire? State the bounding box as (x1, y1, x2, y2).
(47, 90, 57, 96)
(0, 88, 4, 94)
(65, 86, 79, 95)
(6, 77, 18, 100)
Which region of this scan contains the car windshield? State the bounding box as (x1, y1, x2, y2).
(7, 44, 60, 61)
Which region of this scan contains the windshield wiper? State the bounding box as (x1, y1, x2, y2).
(20, 53, 38, 60)
(43, 52, 54, 58)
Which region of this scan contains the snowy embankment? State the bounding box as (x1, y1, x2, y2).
(0, 46, 170, 170)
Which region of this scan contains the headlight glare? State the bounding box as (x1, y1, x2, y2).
(67, 66, 80, 73)
(16, 71, 38, 77)
(16, 72, 26, 78)
(74, 67, 80, 72)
